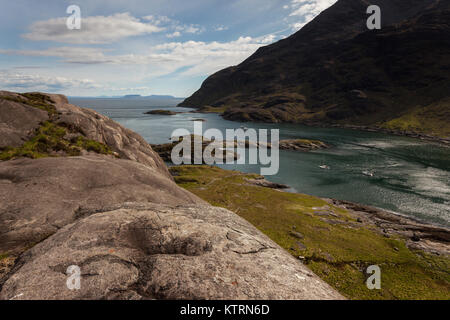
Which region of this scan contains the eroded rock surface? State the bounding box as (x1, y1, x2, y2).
(0, 155, 202, 255)
(49, 94, 171, 179)
(0, 91, 346, 300)
(329, 199, 450, 256)
(0, 203, 344, 300)
(0, 92, 49, 148)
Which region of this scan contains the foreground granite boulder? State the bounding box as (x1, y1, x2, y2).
(0, 203, 343, 300)
(0, 155, 202, 255)
(0, 91, 344, 300)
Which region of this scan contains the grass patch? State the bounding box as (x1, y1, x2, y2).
(1, 92, 114, 161)
(171, 165, 450, 300)
(74, 136, 112, 154)
(2, 93, 58, 117)
(0, 121, 112, 161)
(197, 106, 228, 114)
(20, 93, 58, 116)
(380, 98, 450, 138)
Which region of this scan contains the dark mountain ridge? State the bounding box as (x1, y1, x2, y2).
(179, 0, 450, 138)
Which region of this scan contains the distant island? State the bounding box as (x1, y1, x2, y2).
(123, 94, 184, 100)
(70, 94, 184, 100)
(144, 109, 180, 115)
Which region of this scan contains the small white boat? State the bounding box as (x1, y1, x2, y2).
(362, 170, 374, 177)
(319, 165, 330, 170)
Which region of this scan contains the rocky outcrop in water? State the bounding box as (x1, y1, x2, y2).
(279, 139, 329, 151)
(144, 110, 180, 115)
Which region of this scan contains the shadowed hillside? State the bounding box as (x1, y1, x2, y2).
(179, 0, 450, 138)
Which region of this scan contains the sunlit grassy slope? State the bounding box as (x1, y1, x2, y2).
(170, 165, 450, 300)
(380, 98, 450, 138)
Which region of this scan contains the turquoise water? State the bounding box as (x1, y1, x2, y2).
(70, 98, 450, 227)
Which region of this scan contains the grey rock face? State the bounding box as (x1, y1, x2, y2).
(0, 155, 203, 255)
(0, 92, 49, 148)
(48, 94, 172, 179)
(0, 91, 345, 300)
(0, 203, 344, 300)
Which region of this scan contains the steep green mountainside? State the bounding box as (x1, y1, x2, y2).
(179, 0, 450, 138)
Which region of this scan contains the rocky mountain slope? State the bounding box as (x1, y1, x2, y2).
(0, 91, 343, 300)
(179, 0, 450, 138)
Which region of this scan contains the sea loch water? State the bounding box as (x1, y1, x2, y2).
(70, 98, 450, 227)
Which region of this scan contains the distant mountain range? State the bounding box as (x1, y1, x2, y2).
(71, 94, 183, 99)
(179, 0, 450, 138)
(70, 94, 185, 107)
(122, 94, 183, 99)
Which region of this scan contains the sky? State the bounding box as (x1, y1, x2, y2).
(0, 0, 337, 97)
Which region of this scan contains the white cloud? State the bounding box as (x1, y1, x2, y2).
(166, 31, 182, 38)
(0, 70, 150, 94)
(150, 35, 276, 76)
(142, 15, 172, 25)
(22, 12, 206, 44)
(0, 47, 114, 64)
(285, 0, 337, 31)
(142, 15, 205, 37)
(174, 24, 205, 35)
(0, 70, 99, 92)
(0, 35, 277, 77)
(22, 13, 164, 44)
(214, 25, 229, 31)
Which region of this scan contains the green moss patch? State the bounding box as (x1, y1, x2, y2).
(0, 121, 112, 161)
(380, 98, 450, 138)
(197, 106, 228, 114)
(1, 93, 114, 161)
(170, 165, 450, 300)
(2, 93, 58, 117)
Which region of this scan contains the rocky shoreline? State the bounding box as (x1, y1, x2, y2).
(327, 199, 449, 256)
(325, 124, 450, 147)
(250, 175, 449, 256)
(180, 106, 450, 146)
